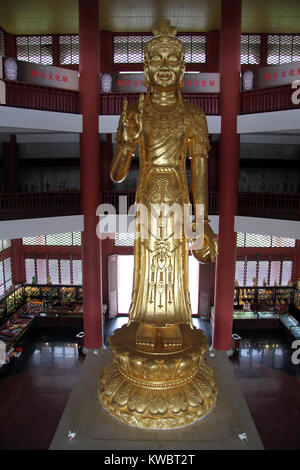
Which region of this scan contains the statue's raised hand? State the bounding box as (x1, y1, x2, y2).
(118, 94, 144, 146)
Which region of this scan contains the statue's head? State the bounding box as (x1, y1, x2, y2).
(144, 21, 185, 92)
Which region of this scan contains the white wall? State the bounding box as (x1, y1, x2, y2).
(235, 216, 300, 239)
(237, 109, 300, 134)
(0, 106, 82, 134)
(1, 214, 300, 241)
(0, 215, 83, 240)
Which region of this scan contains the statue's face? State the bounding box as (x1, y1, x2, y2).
(146, 45, 184, 90)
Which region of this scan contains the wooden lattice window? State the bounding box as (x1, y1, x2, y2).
(178, 33, 206, 63)
(0, 258, 12, 297)
(114, 233, 134, 247)
(25, 256, 82, 286)
(0, 239, 11, 252)
(257, 261, 269, 286)
(267, 34, 300, 65)
(236, 232, 295, 248)
(113, 34, 152, 63)
(23, 232, 81, 246)
(241, 34, 261, 64)
(16, 35, 53, 65)
(113, 33, 206, 64)
(59, 34, 79, 65)
(235, 259, 293, 287)
(0, 27, 5, 56)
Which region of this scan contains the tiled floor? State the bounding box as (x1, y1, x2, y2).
(0, 319, 299, 450)
(229, 330, 300, 450)
(0, 327, 84, 450)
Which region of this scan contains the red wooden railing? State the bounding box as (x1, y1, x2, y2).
(99, 92, 220, 115)
(100, 190, 136, 211)
(4, 80, 80, 114)
(238, 192, 300, 220)
(0, 191, 80, 220)
(240, 84, 300, 114)
(185, 93, 220, 115)
(3, 80, 300, 115)
(0, 191, 299, 221)
(100, 191, 219, 214)
(3, 82, 220, 115)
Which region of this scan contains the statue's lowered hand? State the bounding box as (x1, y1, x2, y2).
(190, 221, 218, 264)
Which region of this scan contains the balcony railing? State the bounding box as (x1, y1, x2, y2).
(240, 84, 300, 114)
(100, 191, 220, 214)
(99, 93, 220, 115)
(237, 192, 300, 220)
(0, 191, 299, 221)
(4, 80, 80, 114)
(2, 82, 220, 116)
(2, 80, 300, 115)
(0, 191, 81, 220)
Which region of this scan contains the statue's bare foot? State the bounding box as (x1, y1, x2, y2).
(136, 323, 157, 348)
(162, 324, 182, 348)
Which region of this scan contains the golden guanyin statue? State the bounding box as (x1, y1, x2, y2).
(98, 21, 218, 429)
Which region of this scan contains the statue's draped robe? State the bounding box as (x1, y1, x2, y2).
(127, 100, 209, 327)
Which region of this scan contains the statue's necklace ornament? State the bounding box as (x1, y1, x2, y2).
(143, 101, 189, 139)
(98, 20, 218, 430)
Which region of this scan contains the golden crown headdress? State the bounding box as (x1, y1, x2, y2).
(153, 20, 177, 37)
(144, 20, 185, 58)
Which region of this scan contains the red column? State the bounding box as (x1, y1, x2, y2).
(206, 30, 220, 73)
(293, 240, 300, 283)
(52, 34, 60, 67)
(212, 0, 241, 350)
(100, 134, 113, 191)
(3, 136, 24, 285)
(100, 31, 113, 74)
(79, 0, 103, 349)
(5, 33, 16, 58)
(261, 33, 268, 67)
(11, 239, 25, 285)
(208, 139, 219, 193)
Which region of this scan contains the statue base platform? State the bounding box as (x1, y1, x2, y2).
(98, 323, 217, 429)
(49, 343, 264, 450)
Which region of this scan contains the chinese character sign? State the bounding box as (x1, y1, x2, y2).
(2, 57, 79, 91)
(253, 61, 300, 89)
(112, 72, 220, 93)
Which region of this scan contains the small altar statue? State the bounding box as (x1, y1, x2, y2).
(98, 21, 218, 429)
